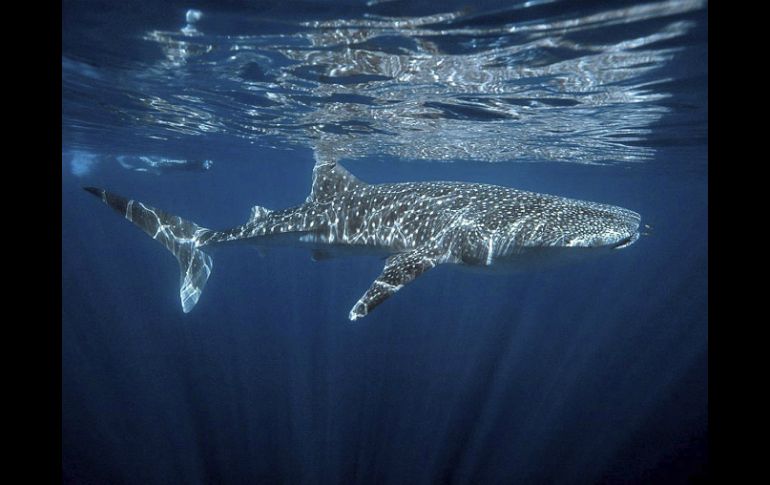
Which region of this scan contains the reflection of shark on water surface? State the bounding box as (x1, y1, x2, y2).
(68, 150, 213, 177)
(112, 155, 213, 174)
(85, 160, 641, 320)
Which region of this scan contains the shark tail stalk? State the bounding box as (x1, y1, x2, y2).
(84, 187, 213, 313)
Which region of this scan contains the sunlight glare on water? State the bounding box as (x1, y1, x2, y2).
(62, 0, 706, 169)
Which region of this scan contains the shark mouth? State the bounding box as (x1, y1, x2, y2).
(612, 232, 640, 249)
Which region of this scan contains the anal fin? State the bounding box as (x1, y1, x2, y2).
(251, 246, 267, 257)
(349, 246, 446, 321)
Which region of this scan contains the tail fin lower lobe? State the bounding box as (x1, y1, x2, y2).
(84, 187, 212, 312)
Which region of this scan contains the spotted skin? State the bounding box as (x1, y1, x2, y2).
(85, 161, 641, 320)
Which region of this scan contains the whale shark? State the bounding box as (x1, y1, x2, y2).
(85, 160, 641, 320)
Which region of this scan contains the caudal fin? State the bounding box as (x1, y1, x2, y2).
(84, 187, 213, 312)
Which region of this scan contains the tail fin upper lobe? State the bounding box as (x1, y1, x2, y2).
(84, 187, 212, 313)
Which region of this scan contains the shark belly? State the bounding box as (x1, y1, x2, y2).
(464, 245, 617, 273)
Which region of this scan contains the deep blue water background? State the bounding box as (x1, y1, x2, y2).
(62, 1, 707, 483)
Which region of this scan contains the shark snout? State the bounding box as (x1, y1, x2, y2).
(610, 211, 641, 249)
(565, 207, 640, 249)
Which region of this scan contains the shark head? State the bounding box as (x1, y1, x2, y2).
(547, 202, 641, 250)
(492, 199, 641, 256)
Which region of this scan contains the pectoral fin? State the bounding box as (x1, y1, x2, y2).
(349, 246, 446, 321)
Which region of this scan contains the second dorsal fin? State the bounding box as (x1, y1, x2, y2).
(249, 205, 273, 223)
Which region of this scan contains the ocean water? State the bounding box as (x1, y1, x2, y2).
(62, 0, 708, 483)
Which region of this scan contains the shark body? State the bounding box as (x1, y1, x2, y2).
(85, 161, 641, 320)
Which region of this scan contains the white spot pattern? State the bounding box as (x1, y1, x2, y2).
(87, 161, 641, 319)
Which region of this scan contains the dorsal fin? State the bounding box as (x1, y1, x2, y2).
(248, 205, 273, 223)
(307, 161, 366, 203)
